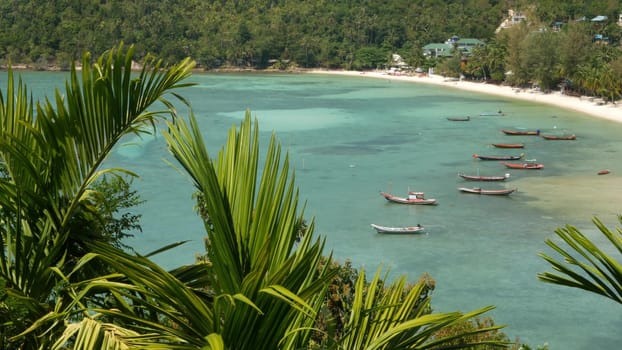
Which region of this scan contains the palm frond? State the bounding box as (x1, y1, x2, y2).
(163, 111, 336, 349)
(0, 44, 196, 347)
(538, 216, 622, 303)
(339, 267, 503, 350)
(52, 316, 140, 350)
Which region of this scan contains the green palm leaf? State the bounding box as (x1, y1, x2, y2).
(538, 216, 622, 303)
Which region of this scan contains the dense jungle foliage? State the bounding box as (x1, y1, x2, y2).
(0, 0, 620, 70)
(2, 0, 621, 99)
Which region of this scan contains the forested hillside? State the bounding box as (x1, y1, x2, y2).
(0, 0, 618, 70)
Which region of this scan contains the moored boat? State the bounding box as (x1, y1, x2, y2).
(370, 223, 425, 234)
(480, 111, 505, 116)
(492, 143, 524, 148)
(458, 173, 510, 181)
(379, 191, 438, 205)
(447, 116, 470, 121)
(473, 152, 524, 161)
(458, 187, 516, 195)
(501, 162, 544, 169)
(542, 134, 576, 140)
(598, 169, 610, 175)
(501, 129, 540, 136)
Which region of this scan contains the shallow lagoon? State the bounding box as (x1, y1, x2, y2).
(12, 72, 622, 349)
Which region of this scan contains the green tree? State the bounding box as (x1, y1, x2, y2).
(466, 40, 507, 81)
(523, 30, 561, 91)
(558, 21, 592, 81)
(353, 46, 389, 70)
(88, 175, 144, 251)
(500, 22, 532, 87)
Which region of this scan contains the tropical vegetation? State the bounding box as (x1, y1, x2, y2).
(1, 1, 620, 100)
(0, 2, 622, 349)
(460, 18, 622, 102)
(0, 44, 516, 349)
(0, 44, 195, 349)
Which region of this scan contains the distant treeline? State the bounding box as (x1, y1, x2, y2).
(0, 0, 621, 99)
(0, 0, 615, 69)
(0, 0, 502, 69)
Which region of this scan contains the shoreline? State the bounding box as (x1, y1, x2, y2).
(307, 69, 622, 124)
(6, 65, 620, 123)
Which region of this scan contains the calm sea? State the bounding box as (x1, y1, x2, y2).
(9, 71, 622, 349)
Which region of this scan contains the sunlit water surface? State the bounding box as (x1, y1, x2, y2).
(11, 71, 622, 349)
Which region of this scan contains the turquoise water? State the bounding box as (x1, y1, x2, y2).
(8, 72, 622, 349)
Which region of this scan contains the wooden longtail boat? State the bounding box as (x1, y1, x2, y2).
(501, 129, 540, 136)
(458, 173, 510, 181)
(542, 134, 576, 140)
(458, 187, 516, 195)
(379, 191, 438, 205)
(370, 224, 425, 234)
(492, 143, 524, 148)
(473, 153, 524, 161)
(480, 111, 505, 116)
(501, 162, 544, 169)
(447, 116, 470, 121)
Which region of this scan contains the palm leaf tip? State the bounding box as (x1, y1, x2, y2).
(539, 216, 622, 304)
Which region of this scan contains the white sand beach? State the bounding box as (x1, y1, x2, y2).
(309, 69, 622, 123)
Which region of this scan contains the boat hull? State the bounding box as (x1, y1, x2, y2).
(447, 116, 470, 121)
(474, 153, 524, 161)
(370, 224, 425, 234)
(501, 129, 540, 136)
(458, 187, 516, 195)
(492, 143, 524, 148)
(542, 134, 576, 140)
(458, 173, 510, 181)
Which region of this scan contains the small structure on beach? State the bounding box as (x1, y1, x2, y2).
(386, 53, 411, 73)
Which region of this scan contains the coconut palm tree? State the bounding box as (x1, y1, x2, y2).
(0, 44, 195, 349)
(538, 216, 622, 304)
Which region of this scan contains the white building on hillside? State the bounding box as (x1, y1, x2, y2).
(495, 9, 527, 33)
